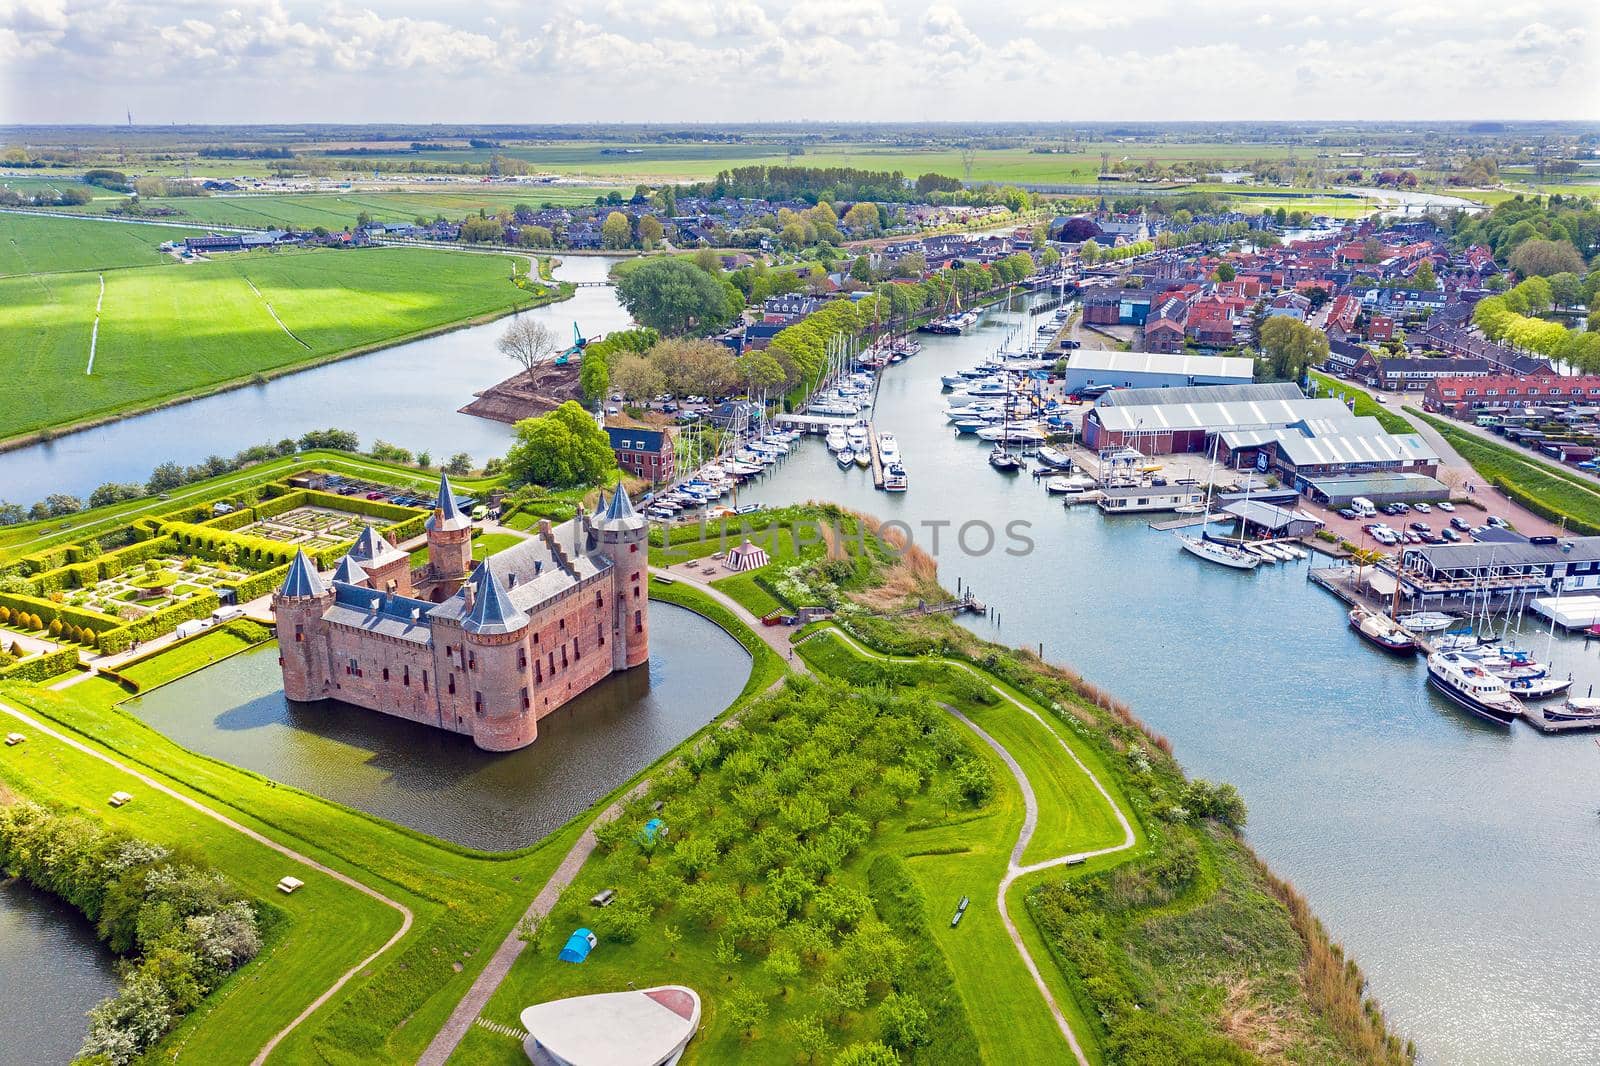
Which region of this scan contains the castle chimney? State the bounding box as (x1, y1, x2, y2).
(463, 583, 476, 612)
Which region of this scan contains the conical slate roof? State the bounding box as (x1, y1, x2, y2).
(348, 524, 390, 563)
(427, 473, 472, 533)
(332, 555, 368, 585)
(462, 564, 528, 636)
(279, 549, 327, 598)
(597, 484, 646, 531)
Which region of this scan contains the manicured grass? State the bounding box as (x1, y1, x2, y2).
(0, 238, 552, 441)
(1413, 410, 1600, 534)
(709, 569, 784, 617)
(116, 622, 267, 689)
(408, 531, 525, 566)
(650, 577, 786, 700)
(1310, 371, 1416, 433)
(0, 213, 205, 276)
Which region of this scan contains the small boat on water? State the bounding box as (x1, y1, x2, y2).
(1398, 612, 1458, 633)
(1045, 474, 1097, 496)
(877, 433, 900, 464)
(1177, 534, 1260, 570)
(1349, 606, 1417, 655)
(883, 462, 909, 492)
(1506, 673, 1573, 700)
(855, 449, 871, 468)
(952, 418, 986, 434)
(835, 448, 856, 468)
(1035, 446, 1073, 470)
(989, 447, 1022, 472)
(1545, 697, 1600, 724)
(1427, 651, 1524, 726)
(825, 427, 848, 451)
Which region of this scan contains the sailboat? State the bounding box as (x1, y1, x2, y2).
(1176, 439, 1258, 570)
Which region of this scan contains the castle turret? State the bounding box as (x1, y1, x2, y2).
(347, 524, 412, 596)
(460, 565, 534, 751)
(425, 473, 473, 592)
(272, 549, 334, 701)
(590, 485, 650, 671)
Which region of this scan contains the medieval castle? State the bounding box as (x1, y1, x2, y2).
(272, 475, 650, 751)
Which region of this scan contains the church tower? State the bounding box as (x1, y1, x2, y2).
(272, 549, 333, 701)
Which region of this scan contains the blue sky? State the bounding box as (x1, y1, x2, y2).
(1, 0, 1595, 123)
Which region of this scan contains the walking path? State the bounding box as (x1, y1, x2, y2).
(650, 561, 810, 677)
(0, 697, 414, 1066)
(86, 273, 104, 374)
(418, 569, 798, 1064)
(805, 627, 1138, 1066)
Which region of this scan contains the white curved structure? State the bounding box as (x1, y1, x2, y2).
(521, 985, 700, 1066)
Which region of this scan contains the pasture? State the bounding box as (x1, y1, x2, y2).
(0, 240, 542, 441)
(0, 212, 204, 276)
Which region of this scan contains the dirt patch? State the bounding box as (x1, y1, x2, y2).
(460, 363, 584, 424)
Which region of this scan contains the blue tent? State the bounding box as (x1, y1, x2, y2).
(639, 818, 668, 844)
(559, 928, 597, 963)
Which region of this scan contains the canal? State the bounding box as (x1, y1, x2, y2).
(0, 877, 119, 1066)
(123, 603, 751, 851)
(0, 255, 634, 505)
(736, 298, 1600, 1066)
(2, 251, 1594, 1062)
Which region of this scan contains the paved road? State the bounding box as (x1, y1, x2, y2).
(0, 697, 414, 1066)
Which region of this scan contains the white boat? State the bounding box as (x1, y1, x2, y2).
(883, 462, 908, 492)
(1505, 673, 1573, 700)
(976, 423, 1049, 445)
(877, 433, 900, 464)
(1035, 446, 1073, 469)
(1045, 474, 1097, 496)
(1547, 697, 1600, 724)
(1262, 543, 1297, 562)
(1279, 542, 1308, 560)
(1245, 544, 1280, 563)
(825, 427, 848, 451)
(1178, 534, 1260, 570)
(846, 423, 869, 447)
(1427, 651, 1524, 725)
(1397, 612, 1458, 633)
(835, 448, 855, 468)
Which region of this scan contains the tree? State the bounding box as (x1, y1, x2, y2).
(787, 1013, 834, 1062)
(1509, 238, 1586, 279)
(601, 211, 633, 250)
(1413, 259, 1436, 289)
(615, 257, 737, 336)
(833, 1043, 901, 1066)
(497, 317, 558, 385)
(1547, 272, 1583, 309)
(1361, 238, 1383, 264)
(502, 401, 616, 487)
(849, 255, 874, 284)
(1258, 316, 1328, 382)
(444, 453, 472, 475)
(763, 945, 801, 995)
(842, 202, 879, 233)
(725, 988, 768, 1040)
(638, 215, 664, 250)
(879, 991, 931, 1049)
(1079, 239, 1101, 266)
(1213, 262, 1236, 283)
(580, 355, 610, 404)
(611, 354, 666, 402)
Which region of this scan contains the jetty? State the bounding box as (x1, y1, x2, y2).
(1148, 512, 1229, 531)
(869, 425, 885, 489)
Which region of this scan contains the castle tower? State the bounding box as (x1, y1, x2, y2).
(590, 485, 650, 671)
(347, 524, 411, 596)
(425, 473, 473, 592)
(460, 565, 535, 751)
(272, 549, 334, 701)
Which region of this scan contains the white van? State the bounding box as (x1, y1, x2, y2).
(210, 606, 245, 625)
(1349, 497, 1377, 517)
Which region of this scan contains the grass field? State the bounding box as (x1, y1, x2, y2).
(0, 225, 554, 441)
(0, 212, 209, 275)
(1310, 371, 1416, 433)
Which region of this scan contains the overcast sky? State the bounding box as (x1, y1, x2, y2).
(2, 0, 1596, 125)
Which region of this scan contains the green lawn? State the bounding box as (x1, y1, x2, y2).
(0, 213, 207, 276)
(409, 531, 525, 567)
(0, 234, 556, 441)
(1310, 371, 1416, 433)
(117, 621, 267, 689)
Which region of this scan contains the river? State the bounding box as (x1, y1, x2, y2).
(0, 877, 118, 1066)
(4, 255, 1595, 1062)
(0, 255, 634, 505)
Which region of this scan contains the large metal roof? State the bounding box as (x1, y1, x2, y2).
(1066, 350, 1254, 381)
(1092, 396, 1352, 435)
(1098, 381, 1300, 409)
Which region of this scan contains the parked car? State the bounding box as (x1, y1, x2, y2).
(1451, 516, 1470, 531)
(1441, 528, 1461, 542)
(1437, 501, 1456, 512)
(1413, 503, 1431, 513)
(1486, 515, 1509, 528)
(1410, 522, 1431, 533)
(1403, 531, 1421, 544)
(1338, 508, 1358, 520)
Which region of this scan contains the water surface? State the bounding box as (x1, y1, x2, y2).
(0, 877, 118, 1066)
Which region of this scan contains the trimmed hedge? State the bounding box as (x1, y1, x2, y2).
(0, 647, 80, 683)
(0, 590, 121, 633)
(29, 535, 181, 593)
(97, 591, 220, 655)
(162, 521, 303, 571)
(225, 563, 291, 603)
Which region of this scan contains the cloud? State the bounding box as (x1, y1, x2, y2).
(0, 0, 1594, 122)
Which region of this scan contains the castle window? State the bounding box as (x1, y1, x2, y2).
(468, 651, 476, 670)
(474, 691, 484, 716)
(598, 624, 605, 647)
(522, 687, 530, 710)
(559, 618, 565, 630)
(535, 660, 542, 682)
(561, 646, 568, 668)
(634, 610, 642, 634)
(517, 647, 527, 670)
(595, 591, 603, 607)
(532, 631, 539, 644)
(573, 637, 580, 662)
(634, 586, 640, 599)
(448, 674, 456, 695)
(548, 651, 555, 675)
(295, 624, 304, 643)
(422, 670, 429, 692)
(382, 668, 389, 682)
(630, 543, 638, 552)
(403, 666, 410, 687)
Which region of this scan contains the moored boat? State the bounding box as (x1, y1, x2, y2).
(1397, 612, 1458, 633)
(1427, 650, 1524, 726)
(1349, 606, 1417, 655)
(1505, 673, 1573, 700)
(989, 447, 1022, 472)
(1177, 534, 1260, 570)
(1546, 697, 1600, 723)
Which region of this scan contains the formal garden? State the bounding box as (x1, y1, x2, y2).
(231, 505, 386, 552)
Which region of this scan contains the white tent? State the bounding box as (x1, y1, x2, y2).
(724, 539, 769, 572)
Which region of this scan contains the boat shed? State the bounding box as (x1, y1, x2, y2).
(1062, 351, 1255, 393)
(1083, 395, 1352, 455)
(1299, 471, 1448, 506)
(1220, 500, 1324, 539)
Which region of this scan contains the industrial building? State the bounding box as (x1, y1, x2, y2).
(1081, 389, 1351, 454)
(1063, 351, 1254, 394)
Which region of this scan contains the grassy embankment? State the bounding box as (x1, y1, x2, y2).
(1411, 409, 1600, 534)
(0, 214, 574, 445)
(0, 578, 771, 1063)
(1310, 371, 1416, 434)
(0, 212, 209, 275)
(456, 504, 1410, 1065)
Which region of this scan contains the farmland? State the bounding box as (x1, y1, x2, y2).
(0, 212, 208, 275)
(0, 218, 562, 442)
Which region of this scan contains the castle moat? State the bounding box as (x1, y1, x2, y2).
(123, 603, 750, 851)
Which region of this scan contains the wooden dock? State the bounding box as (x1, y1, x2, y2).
(870, 425, 885, 489)
(1148, 512, 1228, 531)
(1519, 702, 1600, 733)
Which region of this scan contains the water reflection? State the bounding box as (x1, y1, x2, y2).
(0, 878, 118, 1066)
(125, 604, 749, 851)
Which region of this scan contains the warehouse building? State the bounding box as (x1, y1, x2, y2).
(1062, 351, 1254, 394)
